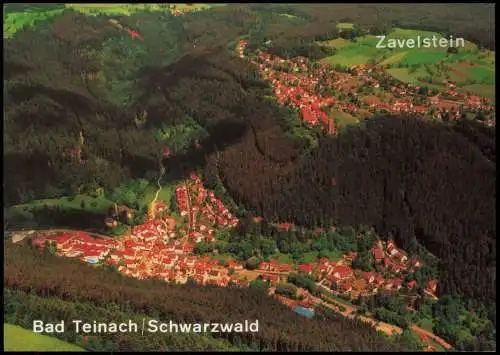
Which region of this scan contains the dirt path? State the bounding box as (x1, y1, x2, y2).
(149, 157, 166, 218)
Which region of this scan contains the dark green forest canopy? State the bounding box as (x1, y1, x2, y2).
(4, 3, 496, 307)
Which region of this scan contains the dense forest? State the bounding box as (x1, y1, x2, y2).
(4, 0, 495, 327)
(4, 241, 412, 351)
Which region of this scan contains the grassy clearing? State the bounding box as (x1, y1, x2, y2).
(386, 67, 425, 83)
(300, 251, 320, 263)
(337, 22, 354, 30)
(172, 4, 225, 11)
(317, 38, 350, 49)
(65, 4, 222, 16)
(322, 250, 344, 262)
(4, 324, 84, 352)
(272, 253, 295, 264)
(320, 28, 486, 69)
(400, 50, 447, 66)
(321, 54, 371, 66)
(279, 13, 298, 19)
(65, 4, 167, 16)
(3, 7, 66, 39)
(386, 67, 446, 91)
(136, 181, 176, 212)
(389, 27, 443, 40)
(379, 51, 408, 66)
(332, 110, 359, 128)
(466, 66, 494, 83)
(6, 195, 114, 218)
(417, 318, 434, 332)
(458, 84, 495, 100)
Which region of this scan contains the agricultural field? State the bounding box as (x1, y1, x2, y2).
(3, 5, 66, 39)
(379, 51, 408, 66)
(458, 84, 496, 101)
(317, 38, 350, 49)
(399, 50, 447, 66)
(4, 324, 84, 352)
(319, 27, 485, 70)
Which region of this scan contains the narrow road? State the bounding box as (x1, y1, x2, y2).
(150, 157, 166, 216)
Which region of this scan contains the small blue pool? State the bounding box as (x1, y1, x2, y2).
(294, 306, 315, 318)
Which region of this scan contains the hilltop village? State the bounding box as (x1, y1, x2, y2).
(237, 40, 494, 133)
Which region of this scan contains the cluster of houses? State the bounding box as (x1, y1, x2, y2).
(33, 231, 118, 264)
(32, 172, 242, 285)
(176, 172, 239, 244)
(32, 226, 250, 287)
(238, 41, 337, 134)
(238, 41, 494, 129)
(276, 239, 439, 300)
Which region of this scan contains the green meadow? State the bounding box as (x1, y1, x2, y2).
(4, 324, 85, 352)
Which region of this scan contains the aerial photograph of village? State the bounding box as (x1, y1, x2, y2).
(3, 3, 496, 352)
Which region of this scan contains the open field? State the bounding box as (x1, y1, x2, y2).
(65, 4, 157, 16)
(65, 3, 224, 16)
(386, 67, 427, 83)
(337, 22, 354, 30)
(320, 27, 485, 69)
(458, 84, 496, 101)
(3, 7, 66, 39)
(379, 51, 408, 66)
(332, 110, 359, 127)
(400, 50, 447, 66)
(4, 324, 84, 352)
(6, 195, 115, 219)
(466, 66, 494, 84)
(172, 4, 226, 11)
(417, 318, 434, 332)
(273, 253, 295, 264)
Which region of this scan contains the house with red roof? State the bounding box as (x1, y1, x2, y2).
(372, 247, 384, 262)
(425, 280, 438, 294)
(298, 263, 313, 275)
(341, 281, 353, 293)
(407, 280, 417, 290)
(361, 272, 375, 284)
(375, 275, 385, 285)
(330, 265, 353, 280)
(228, 260, 243, 270)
